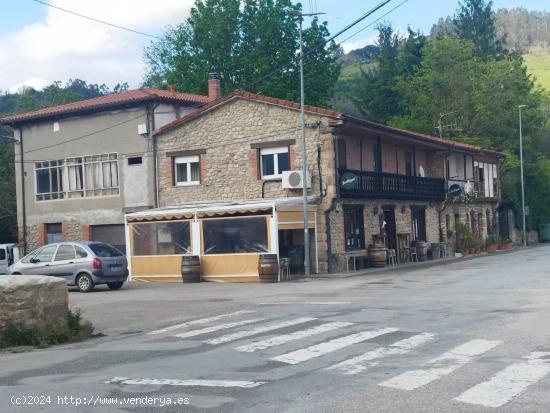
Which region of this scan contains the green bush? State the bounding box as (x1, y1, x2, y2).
(0, 309, 94, 350)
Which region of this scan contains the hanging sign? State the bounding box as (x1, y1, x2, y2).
(341, 172, 358, 190)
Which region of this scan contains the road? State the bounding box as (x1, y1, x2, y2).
(1, 246, 550, 412)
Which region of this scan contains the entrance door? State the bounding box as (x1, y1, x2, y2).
(343, 205, 365, 251)
(411, 207, 427, 241)
(383, 208, 397, 251)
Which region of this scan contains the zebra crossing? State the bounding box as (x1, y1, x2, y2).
(108, 309, 550, 408)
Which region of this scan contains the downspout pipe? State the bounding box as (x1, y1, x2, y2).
(149, 103, 160, 208)
(17, 127, 27, 253)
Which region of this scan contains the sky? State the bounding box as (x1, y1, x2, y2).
(0, 0, 547, 93)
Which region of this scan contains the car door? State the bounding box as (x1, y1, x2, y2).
(26, 244, 58, 275)
(0, 247, 7, 274)
(51, 244, 77, 281)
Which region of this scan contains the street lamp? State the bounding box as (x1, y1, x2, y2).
(518, 104, 527, 247)
(292, 10, 324, 277)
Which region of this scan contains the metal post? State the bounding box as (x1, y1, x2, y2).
(298, 15, 310, 277)
(519, 105, 527, 247)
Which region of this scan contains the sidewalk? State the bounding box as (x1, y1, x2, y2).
(314, 246, 528, 280)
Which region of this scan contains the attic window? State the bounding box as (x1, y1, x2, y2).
(128, 156, 143, 166)
(53, 122, 60, 132)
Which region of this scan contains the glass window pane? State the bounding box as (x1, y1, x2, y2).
(176, 163, 188, 183)
(277, 152, 289, 174)
(34, 245, 57, 263)
(202, 217, 269, 255)
(36, 169, 51, 193)
(190, 162, 200, 182)
(75, 246, 88, 258)
(54, 245, 76, 261)
(88, 243, 124, 257)
(132, 221, 191, 256)
(261, 154, 275, 177)
(102, 162, 111, 188)
(110, 161, 118, 187)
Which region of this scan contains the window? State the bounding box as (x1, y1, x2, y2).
(54, 245, 75, 261)
(343, 206, 365, 251)
(34, 153, 119, 201)
(84, 153, 119, 196)
(88, 243, 124, 257)
(260, 147, 289, 179)
(0, 249, 5, 261)
(132, 221, 191, 256)
(75, 246, 88, 258)
(34, 244, 57, 263)
(35, 160, 64, 201)
(128, 156, 143, 165)
(46, 223, 62, 244)
(202, 217, 269, 254)
(67, 157, 84, 198)
(411, 207, 426, 241)
(175, 156, 200, 185)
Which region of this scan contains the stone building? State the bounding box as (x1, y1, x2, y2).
(123, 91, 503, 280)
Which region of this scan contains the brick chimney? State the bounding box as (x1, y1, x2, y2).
(208, 71, 221, 101)
(167, 84, 175, 92)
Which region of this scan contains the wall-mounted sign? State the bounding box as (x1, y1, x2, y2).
(341, 172, 358, 190)
(448, 183, 462, 197)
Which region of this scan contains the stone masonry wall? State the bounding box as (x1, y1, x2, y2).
(0, 275, 68, 331)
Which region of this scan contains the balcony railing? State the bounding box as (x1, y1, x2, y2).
(339, 169, 446, 201)
(448, 179, 499, 200)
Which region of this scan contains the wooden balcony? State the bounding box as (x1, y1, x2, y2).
(339, 169, 446, 201)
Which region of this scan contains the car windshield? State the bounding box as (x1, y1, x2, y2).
(88, 243, 123, 257)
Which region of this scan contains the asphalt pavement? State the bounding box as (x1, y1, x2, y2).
(1, 245, 549, 412)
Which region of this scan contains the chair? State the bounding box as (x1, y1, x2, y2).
(410, 247, 418, 262)
(387, 249, 397, 266)
(279, 258, 290, 281)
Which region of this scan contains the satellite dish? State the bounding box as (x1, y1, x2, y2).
(418, 166, 425, 177)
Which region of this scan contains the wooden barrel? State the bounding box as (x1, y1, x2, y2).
(413, 241, 428, 261)
(368, 244, 387, 268)
(258, 254, 279, 283)
(181, 255, 201, 283)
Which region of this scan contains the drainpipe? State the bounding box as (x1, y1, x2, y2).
(149, 103, 160, 208)
(17, 127, 27, 254)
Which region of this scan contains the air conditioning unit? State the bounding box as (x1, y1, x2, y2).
(282, 170, 312, 189)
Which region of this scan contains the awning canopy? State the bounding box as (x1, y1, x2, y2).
(126, 197, 319, 223)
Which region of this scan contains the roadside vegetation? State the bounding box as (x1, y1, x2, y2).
(0, 309, 97, 351)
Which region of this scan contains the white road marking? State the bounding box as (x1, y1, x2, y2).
(379, 339, 501, 390)
(455, 352, 550, 408)
(258, 301, 351, 306)
(327, 332, 436, 375)
(236, 322, 354, 352)
(148, 310, 255, 335)
(272, 327, 399, 365)
(204, 317, 317, 345)
(105, 377, 266, 388)
(174, 318, 266, 339)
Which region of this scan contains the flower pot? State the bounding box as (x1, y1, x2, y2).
(503, 241, 513, 250)
(463, 249, 470, 256)
(486, 244, 498, 253)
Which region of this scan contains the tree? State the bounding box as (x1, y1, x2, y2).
(143, 0, 340, 106)
(453, 0, 505, 58)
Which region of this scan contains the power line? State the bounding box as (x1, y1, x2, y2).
(29, 0, 161, 39)
(238, 0, 393, 93)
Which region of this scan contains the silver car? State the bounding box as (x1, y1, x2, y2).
(8, 241, 128, 293)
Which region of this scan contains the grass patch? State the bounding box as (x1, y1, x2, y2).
(524, 53, 550, 91)
(0, 309, 96, 350)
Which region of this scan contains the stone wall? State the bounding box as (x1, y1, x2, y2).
(0, 275, 68, 331)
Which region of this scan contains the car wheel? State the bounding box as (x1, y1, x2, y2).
(107, 281, 124, 290)
(76, 273, 94, 293)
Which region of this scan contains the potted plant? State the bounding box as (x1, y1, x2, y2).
(500, 237, 513, 250)
(486, 235, 498, 253)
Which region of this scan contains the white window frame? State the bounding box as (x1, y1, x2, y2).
(174, 155, 200, 186)
(35, 160, 65, 201)
(34, 153, 119, 202)
(260, 146, 289, 180)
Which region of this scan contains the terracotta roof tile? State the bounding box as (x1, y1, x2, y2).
(0, 88, 209, 125)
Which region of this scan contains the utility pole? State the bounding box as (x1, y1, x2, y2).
(293, 10, 324, 277)
(518, 104, 527, 247)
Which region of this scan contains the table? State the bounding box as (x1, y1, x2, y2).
(345, 250, 368, 272)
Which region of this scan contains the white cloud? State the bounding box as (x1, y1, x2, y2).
(340, 27, 409, 54)
(0, 0, 194, 92)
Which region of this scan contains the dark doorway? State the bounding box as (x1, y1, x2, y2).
(383, 208, 397, 251)
(343, 205, 365, 251)
(411, 206, 427, 241)
(278, 229, 315, 275)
